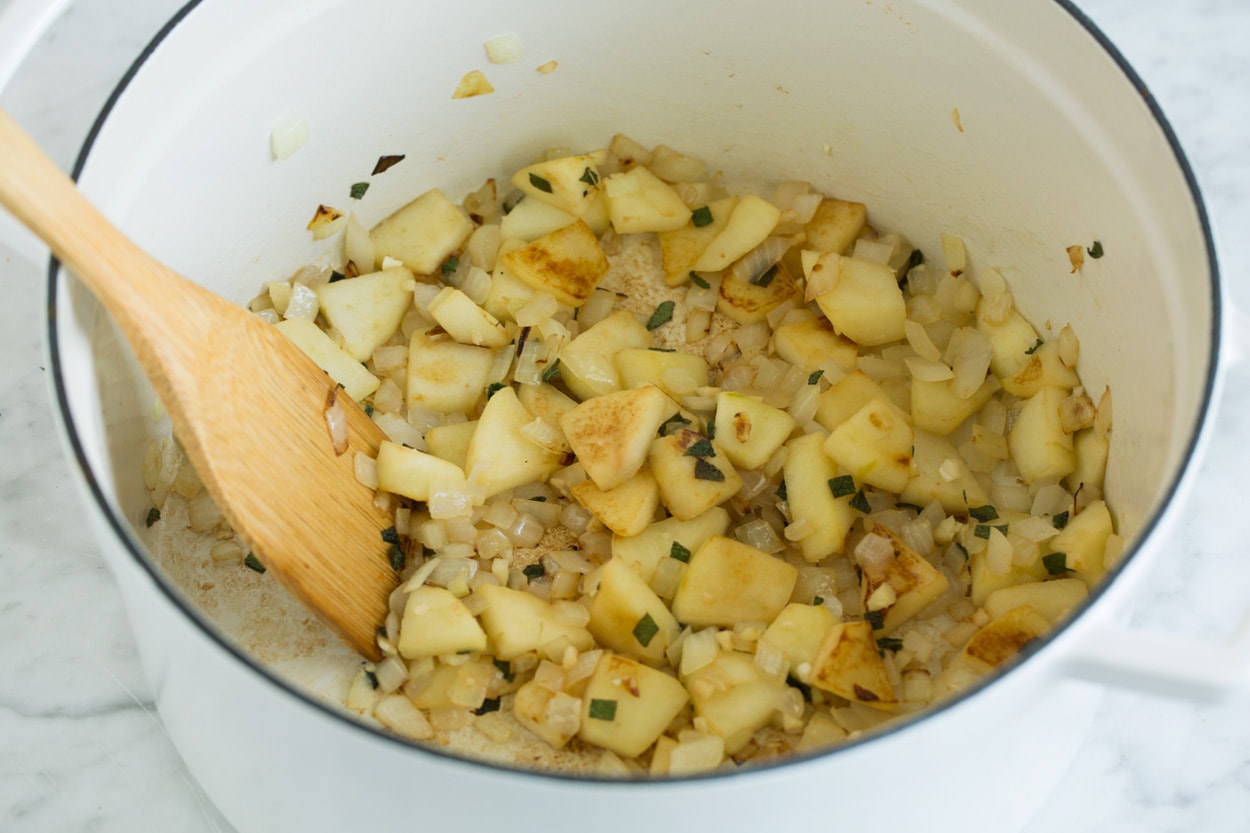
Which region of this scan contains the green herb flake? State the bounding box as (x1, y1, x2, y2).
(381, 526, 401, 545)
(1042, 552, 1068, 575)
(670, 541, 692, 563)
(969, 505, 999, 522)
(877, 637, 904, 652)
(1052, 511, 1070, 530)
(691, 205, 713, 227)
(649, 346, 677, 353)
(349, 181, 370, 200)
(865, 609, 885, 630)
(364, 668, 379, 689)
(474, 697, 502, 715)
(693, 458, 725, 482)
(528, 173, 554, 193)
(808, 369, 825, 385)
(579, 167, 600, 187)
(1024, 338, 1044, 355)
(775, 480, 788, 501)
(243, 552, 266, 574)
(487, 382, 507, 398)
(588, 698, 617, 721)
(364, 403, 375, 417)
(329, 270, 346, 283)
(829, 475, 856, 499)
(750, 263, 778, 287)
(441, 255, 460, 275)
(632, 613, 661, 647)
(684, 438, 715, 458)
(658, 412, 691, 437)
(493, 658, 515, 683)
(371, 154, 405, 175)
(705, 419, 716, 440)
(974, 524, 992, 540)
(1087, 240, 1104, 259)
(955, 542, 970, 559)
(689, 272, 710, 289)
(812, 596, 825, 606)
(646, 300, 676, 330)
(388, 545, 405, 571)
(905, 248, 925, 272)
(523, 563, 545, 580)
(541, 360, 562, 383)
(144, 507, 161, 527)
(850, 489, 872, 514)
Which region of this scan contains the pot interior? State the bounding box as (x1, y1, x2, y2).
(52, 0, 1216, 770)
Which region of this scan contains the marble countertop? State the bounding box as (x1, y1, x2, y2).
(1, 0, 1248, 830)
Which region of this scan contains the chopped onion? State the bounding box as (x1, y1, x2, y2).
(734, 320, 771, 354)
(374, 412, 426, 450)
(854, 533, 895, 580)
(284, 283, 320, 321)
(735, 517, 784, 553)
(269, 111, 309, 160)
(516, 292, 560, 327)
(679, 628, 719, 677)
(904, 356, 954, 382)
(354, 452, 379, 490)
(506, 512, 546, 547)
(484, 32, 523, 63)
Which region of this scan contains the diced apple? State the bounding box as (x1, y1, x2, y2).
(578, 653, 689, 758)
(899, 429, 989, 513)
(999, 340, 1080, 399)
(499, 197, 578, 242)
(511, 153, 604, 219)
(911, 377, 997, 436)
(559, 309, 653, 401)
(499, 219, 609, 307)
(693, 195, 781, 272)
(959, 605, 1050, 672)
(570, 469, 661, 537)
(314, 267, 415, 361)
(813, 255, 906, 346)
(657, 196, 739, 285)
(772, 316, 858, 374)
(983, 578, 1088, 624)
(860, 524, 951, 634)
(397, 585, 488, 657)
(782, 432, 856, 562)
(809, 620, 897, 710)
(1008, 386, 1076, 483)
(969, 551, 1045, 608)
(1048, 499, 1113, 585)
(615, 348, 709, 397)
(803, 198, 867, 255)
(760, 603, 838, 681)
(406, 331, 495, 415)
(475, 584, 594, 660)
(648, 430, 743, 521)
(484, 239, 536, 322)
(464, 386, 563, 499)
(274, 318, 380, 401)
(670, 535, 798, 627)
(426, 286, 511, 348)
(813, 370, 890, 432)
(513, 681, 582, 749)
(612, 507, 731, 582)
(424, 420, 477, 470)
(976, 304, 1040, 380)
(587, 557, 682, 665)
(684, 650, 790, 754)
(714, 391, 796, 470)
(603, 165, 692, 234)
(370, 188, 473, 275)
(560, 385, 674, 490)
(1066, 427, 1110, 494)
(648, 145, 707, 183)
(375, 440, 469, 502)
(823, 398, 913, 493)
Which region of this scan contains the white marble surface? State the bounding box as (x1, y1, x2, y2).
(0, 0, 1248, 831)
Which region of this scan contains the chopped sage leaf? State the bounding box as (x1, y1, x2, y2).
(1087, 240, 1104, 259)
(969, 505, 999, 522)
(442, 255, 460, 275)
(372, 154, 405, 175)
(329, 270, 346, 283)
(541, 360, 562, 382)
(705, 419, 716, 440)
(144, 507, 161, 527)
(808, 369, 825, 385)
(646, 300, 676, 330)
(974, 524, 991, 539)
(487, 382, 507, 398)
(244, 552, 266, 574)
(632, 613, 661, 647)
(829, 475, 856, 498)
(750, 263, 778, 287)
(670, 541, 692, 563)
(529, 173, 554, 193)
(684, 438, 715, 458)
(493, 658, 515, 683)
(690, 272, 710, 289)
(1052, 511, 1070, 530)
(904, 248, 925, 272)
(381, 526, 400, 545)
(579, 167, 600, 187)
(658, 412, 691, 436)
(649, 346, 677, 352)
(877, 637, 904, 652)
(364, 668, 379, 689)
(1042, 552, 1068, 575)
(693, 458, 725, 482)
(850, 489, 872, 514)
(523, 563, 545, 580)
(955, 541, 970, 559)
(588, 698, 617, 721)
(349, 181, 370, 200)
(775, 480, 788, 500)
(691, 205, 713, 227)
(1025, 338, 1044, 355)
(474, 697, 502, 715)
(388, 545, 405, 571)
(865, 609, 885, 630)
(364, 403, 375, 417)
(812, 596, 825, 606)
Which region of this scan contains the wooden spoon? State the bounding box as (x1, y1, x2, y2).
(0, 108, 396, 661)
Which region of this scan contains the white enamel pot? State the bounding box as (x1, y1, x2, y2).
(32, 0, 1228, 831)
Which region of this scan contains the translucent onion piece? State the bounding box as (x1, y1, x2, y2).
(284, 283, 320, 321)
(904, 318, 942, 362)
(904, 356, 954, 382)
(354, 452, 379, 490)
(854, 533, 895, 580)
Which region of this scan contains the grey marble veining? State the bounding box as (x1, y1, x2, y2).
(1, 0, 1247, 831)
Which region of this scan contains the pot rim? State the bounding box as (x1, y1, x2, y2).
(45, 0, 1222, 785)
